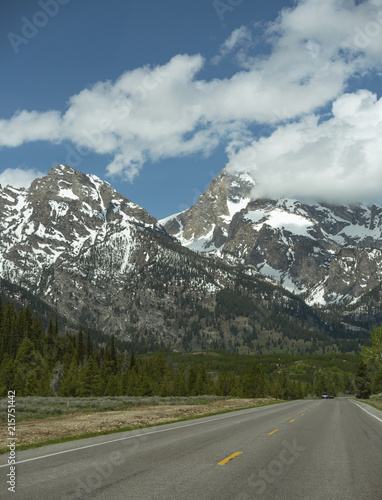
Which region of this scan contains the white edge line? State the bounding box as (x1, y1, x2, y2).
(0, 400, 305, 468)
(351, 400, 382, 424)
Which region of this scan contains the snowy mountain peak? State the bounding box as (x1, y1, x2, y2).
(162, 167, 382, 306)
(0, 165, 167, 293)
(161, 167, 256, 252)
(1, 163, 381, 346)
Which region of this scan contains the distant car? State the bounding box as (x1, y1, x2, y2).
(328, 394, 334, 399)
(322, 392, 329, 399)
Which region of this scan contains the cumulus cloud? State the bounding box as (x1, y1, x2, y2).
(1, 0, 382, 202)
(0, 167, 45, 189)
(227, 90, 382, 204)
(0, 110, 62, 147)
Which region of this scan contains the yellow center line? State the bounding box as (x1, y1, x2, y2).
(268, 429, 278, 435)
(218, 452, 243, 465)
(289, 419, 295, 422)
(301, 413, 305, 416)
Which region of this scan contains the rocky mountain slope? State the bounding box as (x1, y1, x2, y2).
(0, 164, 367, 354)
(162, 167, 382, 308)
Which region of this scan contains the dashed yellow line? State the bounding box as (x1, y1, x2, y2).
(289, 419, 295, 422)
(301, 413, 305, 416)
(218, 452, 243, 465)
(268, 429, 279, 435)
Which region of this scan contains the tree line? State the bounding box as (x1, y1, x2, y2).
(356, 324, 382, 399)
(1, 298, 380, 399)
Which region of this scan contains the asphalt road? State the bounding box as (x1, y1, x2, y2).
(1, 398, 382, 500)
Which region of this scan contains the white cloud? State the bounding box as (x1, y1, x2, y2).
(0, 0, 382, 203)
(0, 110, 61, 147)
(0, 167, 45, 189)
(212, 26, 253, 65)
(227, 90, 382, 204)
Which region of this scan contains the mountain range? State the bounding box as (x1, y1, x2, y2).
(1, 163, 381, 354)
(161, 167, 382, 307)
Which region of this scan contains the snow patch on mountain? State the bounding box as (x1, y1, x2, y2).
(245, 208, 314, 238)
(162, 166, 382, 307)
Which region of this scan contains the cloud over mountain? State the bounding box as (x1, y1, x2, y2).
(227, 90, 382, 203)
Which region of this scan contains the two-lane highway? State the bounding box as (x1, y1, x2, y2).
(1, 398, 382, 499)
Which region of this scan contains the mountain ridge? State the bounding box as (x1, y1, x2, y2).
(162, 167, 382, 308)
(0, 164, 378, 354)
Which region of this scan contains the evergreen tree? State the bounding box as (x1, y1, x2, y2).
(86, 329, 94, 360)
(194, 366, 211, 395)
(13, 337, 49, 396)
(122, 366, 140, 396)
(24, 305, 33, 340)
(15, 337, 35, 365)
(104, 373, 123, 396)
(58, 354, 79, 396)
(78, 354, 101, 397)
(61, 332, 76, 373)
(241, 361, 265, 398)
(0, 354, 15, 397)
(14, 308, 27, 356)
(355, 361, 371, 399)
(77, 325, 85, 366)
(46, 318, 58, 369)
(37, 366, 52, 396)
(99, 339, 119, 395)
(371, 368, 382, 395)
(272, 370, 290, 400)
(137, 362, 153, 396)
(129, 349, 137, 371)
(187, 365, 198, 396)
(216, 369, 238, 396)
(0, 302, 16, 362)
(151, 350, 169, 395)
(47, 319, 54, 351)
(172, 370, 188, 396)
(29, 315, 45, 355)
(109, 335, 117, 371)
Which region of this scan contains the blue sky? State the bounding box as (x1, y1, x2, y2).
(1, 0, 382, 218)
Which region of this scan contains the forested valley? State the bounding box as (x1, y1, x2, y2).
(1, 298, 381, 400)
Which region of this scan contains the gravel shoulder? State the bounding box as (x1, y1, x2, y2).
(2, 398, 270, 450)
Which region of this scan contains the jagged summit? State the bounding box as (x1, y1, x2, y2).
(0, 165, 168, 315)
(162, 167, 382, 306)
(1, 163, 382, 348)
(31, 164, 157, 226)
(160, 167, 256, 252)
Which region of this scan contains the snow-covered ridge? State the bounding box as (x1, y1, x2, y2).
(0, 164, 164, 290)
(245, 207, 314, 239)
(162, 166, 382, 307)
(160, 167, 256, 253)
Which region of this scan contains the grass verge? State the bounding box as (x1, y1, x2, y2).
(355, 398, 382, 412)
(0, 395, 233, 423)
(0, 398, 283, 454)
